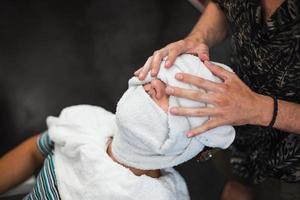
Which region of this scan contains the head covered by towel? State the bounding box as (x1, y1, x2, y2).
(111, 54, 235, 170)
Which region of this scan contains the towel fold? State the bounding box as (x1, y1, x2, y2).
(47, 105, 190, 200)
(112, 54, 236, 170)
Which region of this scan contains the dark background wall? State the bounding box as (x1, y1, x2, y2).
(0, 0, 231, 199)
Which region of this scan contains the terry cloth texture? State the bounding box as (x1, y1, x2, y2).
(112, 54, 236, 170)
(47, 105, 190, 200)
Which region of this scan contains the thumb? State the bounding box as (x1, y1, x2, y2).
(199, 53, 210, 61)
(187, 43, 210, 61)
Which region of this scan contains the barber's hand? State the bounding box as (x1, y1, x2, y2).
(166, 61, 273, 137)
(134, 38, 210, 81)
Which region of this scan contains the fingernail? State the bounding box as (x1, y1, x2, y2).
(165, 60, 171, 67)
(186, 132, 194, 138)
(138, 74, 144, 80)
(165, 86, 174, 94)
(170, 107, 178, 114)
(175, 73, 183, 80)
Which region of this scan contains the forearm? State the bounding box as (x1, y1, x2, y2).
(0, 135, 44, 193)
(187, 2, 228, 47)
(255, 95, 300, 134)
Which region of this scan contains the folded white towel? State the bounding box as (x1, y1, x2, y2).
(47, 105, 190, 200)
(112, 54, 236, 170)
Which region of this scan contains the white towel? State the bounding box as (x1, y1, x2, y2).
(112, 54, 236, 170)
(47, 105, 190, 200)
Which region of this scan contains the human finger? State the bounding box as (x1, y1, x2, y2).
(138, 56, 153, 80)
(174, 73, 225, 93)
(134, 67, 143, 76)
(166, 86, 214, 103)
(186, 42, 210, 61)
(199, 53, 210, 61)
(187, 119, 224, 137)
(165, 48, 182, 68)
(150, 49, 168, 77)
(169, 107, 217, 117)
(165, 40, 187, 68)
(204, 61, 232, 80)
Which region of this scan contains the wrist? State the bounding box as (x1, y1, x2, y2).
(252, 94, 274, 126)
(185, 31, 207, 46)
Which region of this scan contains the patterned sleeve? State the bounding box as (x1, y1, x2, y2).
(210, 0, 226, 9)
(36, 131, 54, 157)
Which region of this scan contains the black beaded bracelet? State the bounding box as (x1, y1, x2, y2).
(268, 96, 278, 128)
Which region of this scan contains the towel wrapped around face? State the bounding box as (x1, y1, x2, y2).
(47, 105, 190, 200)
(112, 54, 236, 170)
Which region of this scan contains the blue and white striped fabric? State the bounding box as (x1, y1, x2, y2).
(24, 131, 60, 200)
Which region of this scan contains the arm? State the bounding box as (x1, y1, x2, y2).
(0, 135, 45, 193)
(137, 1, 228, 80)
(258, 96, 300, 134)
(187, 1, 228, 48)
(166, 61, 300, 136)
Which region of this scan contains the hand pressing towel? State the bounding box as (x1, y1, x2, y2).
(112, 54, 236, 170)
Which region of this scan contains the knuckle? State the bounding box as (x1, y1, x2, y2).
(183, 39, 193, 47)
(169, 48, 179, 55)
(196, 109, 204, 116)
(218, 84, 229, 93)
(152, 64, 159, 70)
(195, 78, 204, 86)
(167, 42, 175, 48)
(172, 87, 180, 95)
(153, 50, 162, 57)
(198, 43, 207, 50)
(169, 40, 185, 49)
(194, 92, 203, 100)
(177, 39, 185, 45)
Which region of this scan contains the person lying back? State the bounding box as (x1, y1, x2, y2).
(0, 54, 235, 200)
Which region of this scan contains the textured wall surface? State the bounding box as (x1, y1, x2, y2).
(0, 0, 231, 199)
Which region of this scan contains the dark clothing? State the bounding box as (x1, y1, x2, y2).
(254, 178, 300, 200)
(212, 0, 300, 184)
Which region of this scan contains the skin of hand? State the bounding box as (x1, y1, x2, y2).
(165, 61, 274, 137)
(134, 1, 228, 98)
(134, 1, 300, 137)
(134, 38, 210, 83)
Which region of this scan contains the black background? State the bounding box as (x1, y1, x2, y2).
(0, 0, 231, 199)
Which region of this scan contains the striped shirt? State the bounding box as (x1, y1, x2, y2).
(23, 132, 60, 200)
